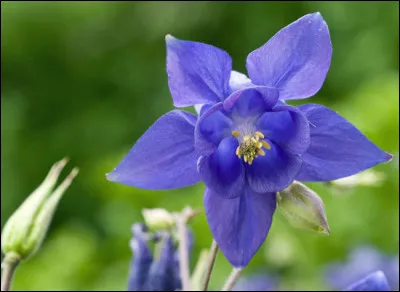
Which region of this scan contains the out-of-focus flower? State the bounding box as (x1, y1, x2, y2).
(344, 271, 391, 291)
(325, 246, 399, 291)
(1, 158, 78, 260)
(331, 169, 386, 189)
(127, 223, 194, 291)
(107, 12, 391, 268)
(232, 273, 278, 291)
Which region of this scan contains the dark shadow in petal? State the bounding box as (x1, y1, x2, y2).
(198, 137, 245, 199)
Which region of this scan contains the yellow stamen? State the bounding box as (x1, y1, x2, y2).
(236, 146, 241, 157)
(261, 140, 271, 150)
(232, 130, 240, 138)
(233, 130, 271, 165)
(255, 131, 264, 139)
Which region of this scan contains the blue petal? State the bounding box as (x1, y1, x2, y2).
(296, 104, 392, 182)
(128, 224, 153, 291)
(246, 140, 302, 193)
(246, 13, 332, 101)
(195, 102, 232, 156)
(107, 110, 200, 190)
(145, 235, 178, 291)
(204, 188, 276, 268)
(198, 137, 245, 199)
(166, 35, 232, 107)
(344, 271, 391, 291)
(198, 106, 233, 145)
(256, 104, 310, 154)
(224, 86, 279, 112)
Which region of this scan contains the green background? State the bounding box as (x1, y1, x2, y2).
(1, 1, 398, 290)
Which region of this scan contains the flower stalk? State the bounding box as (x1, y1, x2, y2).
(221, 268, 243, 291)
(201, 239, 219, 291)
(1, 252, 21, 291)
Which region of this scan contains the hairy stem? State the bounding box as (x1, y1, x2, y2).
(1, 253, 21, 291)
(201, 240, 219, 291)
(221, 268, 242, 291)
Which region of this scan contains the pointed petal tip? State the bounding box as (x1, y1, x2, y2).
(165, 34, 177, 45)
(105, 170, 118, 182)
(386, 153, 393, 162)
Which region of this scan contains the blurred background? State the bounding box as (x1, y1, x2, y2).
(1, 1, 399, 290)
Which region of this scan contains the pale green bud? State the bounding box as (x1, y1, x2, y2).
(277, 181, 330, 235)
(331, 169, 385, 189)
(1, 158, 79, 259)
(142, 208, 175, 231)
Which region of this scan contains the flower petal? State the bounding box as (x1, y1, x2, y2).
(223, 86, 279, 112)
(296, 104, 392, 182)
(198, 137, 245, 199)
(246, 12, 332, 101)
(344, 271, 391, 291)
(166, 35, 232, 107)
(198, 106, 233, 146)
(107, 110, 200, 190)
(256, 104, 310, 154)
(128, 224, 153, 291)
(246, 140, 302, 193)
(145, 234, 177, 291)
(195, 102, 229, 156)
(204, 188, 276, 267)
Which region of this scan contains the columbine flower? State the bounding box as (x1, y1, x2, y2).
(107, 12, 391, 267)
(324, 246, 399, 291)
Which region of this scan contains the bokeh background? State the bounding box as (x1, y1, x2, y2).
(1, 1, 399, 290)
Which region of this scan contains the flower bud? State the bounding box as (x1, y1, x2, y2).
(1, 158, 78, 260)
(145, 234, 177, 291)
(142, 208, 175, 231)
(277, 181, 330, 235)
(331, 169, 385, 189)
(128, 224, 153, 291)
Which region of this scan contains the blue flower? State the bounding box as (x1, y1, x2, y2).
(127, 224, 194, 291)
(127, 224, 176, 291)
(324, 246, 399, 291)
(108, 13, 391, 267)
(344, 271, 392, 291)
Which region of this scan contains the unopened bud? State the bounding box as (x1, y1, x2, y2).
(1, 158, 78, 260)
(331, 170, 385, 189)
(277, 181, 330, 235)
(142, 208, 175, 231)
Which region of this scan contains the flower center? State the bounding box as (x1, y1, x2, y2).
(232, 130, 271, 165)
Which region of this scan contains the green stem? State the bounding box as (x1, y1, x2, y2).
(201, 240, 219, 291)
(1, 252, 21, 291)
(221, 268, 242, 291)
